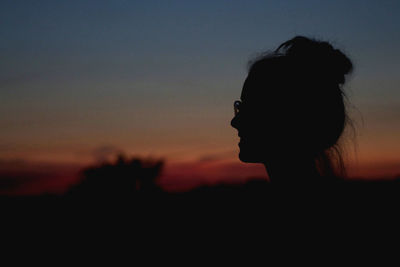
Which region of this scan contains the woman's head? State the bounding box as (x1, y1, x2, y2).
(231, 36, 353, 177)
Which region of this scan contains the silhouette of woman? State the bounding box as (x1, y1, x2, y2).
(231, 36, 353, 183)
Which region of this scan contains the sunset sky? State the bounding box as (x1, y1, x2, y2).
(1, 1, 400, 193)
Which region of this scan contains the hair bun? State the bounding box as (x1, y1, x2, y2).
(330, 48, 353, 84)
(276, 36, 353, 84)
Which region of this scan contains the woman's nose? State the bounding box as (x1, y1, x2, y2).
(231, 114, 239, 130)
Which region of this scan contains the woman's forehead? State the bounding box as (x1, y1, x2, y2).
(240, 73, 273, 102)
(241, 73, 259, 93)
(241, 66, 293, 102)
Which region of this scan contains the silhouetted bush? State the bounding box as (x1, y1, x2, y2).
(67, 154, 164, 199)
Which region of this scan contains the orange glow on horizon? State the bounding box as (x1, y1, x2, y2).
(1, 152, 399, 195)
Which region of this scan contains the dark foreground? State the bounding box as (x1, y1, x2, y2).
(2, 156, 399, 222)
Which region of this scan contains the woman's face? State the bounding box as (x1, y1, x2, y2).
(230, 73, 284, 163)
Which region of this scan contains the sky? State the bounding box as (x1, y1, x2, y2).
(1, 0, 400, 193)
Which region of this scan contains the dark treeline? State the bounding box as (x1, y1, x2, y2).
(1, 156, 400, 235)
(1, 154, 399, 206)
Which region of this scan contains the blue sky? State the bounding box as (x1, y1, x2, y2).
(1, 0, 399, 167)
